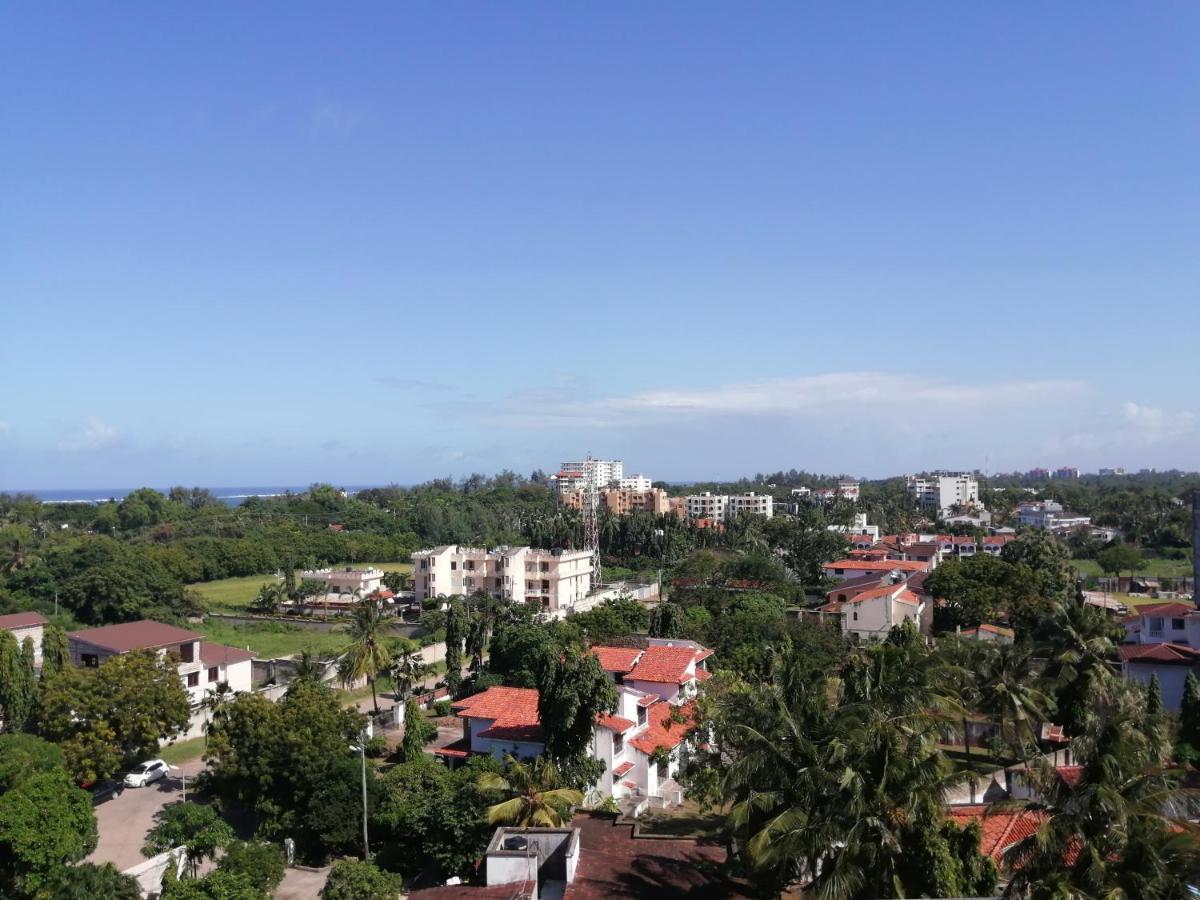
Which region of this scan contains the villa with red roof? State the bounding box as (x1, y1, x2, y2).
(818, 581, 924, 641)
(68, 619, 256, 739)
(821, 558, 930, 582)
(439, 641, 713, 807)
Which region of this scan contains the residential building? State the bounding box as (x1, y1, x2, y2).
(828, 512, 880, 542)
(837, 480, 861, 501)
(959, 624, 1016, 644)
(67, 620, 254, 739)
(1027, 468, 1052, 480)
(0, 611, 47, 672)
(553, 459, 624, 493)
(821, 558, 929, 582)
(436, 642, 712, 805)
(411, 545, 593, 612)
(299, 566, 385, 597)
(905, 472, 981, 516)
(1121, 602, 1200, 647)
(684, 492, 773, 521)
(618, 474, 653, 493)
(561, 487, 673, 517)
(1118, 643, 1200, 711)
(1054, 466, 1081, 480)
(1015, 500, 1092, 531)
(818, 582, 924, 641)
(1098, 467, 1126, 477)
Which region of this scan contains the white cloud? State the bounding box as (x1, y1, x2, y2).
(1121, 402, 1195, 444)
(59, 417, 119, 452)
(310, 100, 364, 134)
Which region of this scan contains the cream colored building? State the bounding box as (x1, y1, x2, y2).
(685, 491, 774, 521)
(299, 566, 385, 597)
(412, 545, 593, 612)
(554, 459, 624, 493)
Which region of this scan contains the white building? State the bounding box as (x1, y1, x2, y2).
(411, 545, 593, 612)
(0, 611, 47, 672)
(1015, 500, 1092, 531)
(618, 474, 653, 493)
(437, 641, 712, 805)
(906, 472, 981, 516)
(299, 567, 385, 597)
(685, 492, 773, 521)
(828, 513, 880, 542)
(67, 620, 255, 740)
(554, 459, 624, 493)
(818, 582, 924, 641)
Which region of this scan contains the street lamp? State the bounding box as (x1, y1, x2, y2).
(168, 764, 187, 801)
(349, 730, 370, 861)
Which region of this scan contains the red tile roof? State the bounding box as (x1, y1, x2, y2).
(946, 806, 1047, 863)
(695, 668, 712, 682)
(68, 619, 201, 653)
(626, 646, 697, 684)
(199, 642, 256, 666)
(453, 686, 542, 742)
(630, 701, 696, 755)
(596, 714, 636, 734)
(0, 611, 48, 630)
(433, 737, 473, 759)
(592, 646, 642, 674)
(961, 624, 1016, 639)
(1118, 643, 1200, 665)
(1056, 766, 1084, 788)
(613, 761, 634, 777)
(1125, 602, 1195, 619)
(824, 559, 928, 573)
(636, 695, 659, 707)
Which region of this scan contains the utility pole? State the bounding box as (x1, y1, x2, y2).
(358, 733, 370, 860)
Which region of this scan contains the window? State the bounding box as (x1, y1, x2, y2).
(82, 653, 99, 668)
(613, 733, 624, 754)
(208, 666, 219, 683)
(187, 672, 200, 688)
(540, 562, 549, 572)
(451, 561, 457, 570)
(178, 642, 194, 663)
(852, 611, 858, 621)
(542, 580, 550, 591)
(1173, 619, 1186, 630)
(1150, 617, 1165, 631)
(637, 706, 647, 726)
(495, 578, 502, 589)
(465, 561, 475, 571)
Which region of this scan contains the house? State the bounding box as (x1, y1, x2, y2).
(1118, 643, 1200, 711)
(818, 582, 924, 641)
(0, 611, 47, 672)
(67, 620, 255, 739)
(299, 566, 386, 598)
(409, 813, 753, 899)
(824, 572, 893, 606)
(438, 642, 713, 806)
(959, 624, 1016, 644)
(821, 558, 928, 582)
(1121, 602, 1200, 646)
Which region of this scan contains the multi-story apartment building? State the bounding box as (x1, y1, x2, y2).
(553, 459, 624, 493)
(905, 472, 981, 515)
(561, 487, 673, 517)
(1054, 466, 1081, 480)
(1016, 500, 1092, 531)
(684, 492, 774, 521)
(411, 545, 593, 612)
(67, 620, 254, 739)
(1099, 467, 1126, 477)
(728, 492, 774, 518)
(299, 566, 386, 597)
(618, 474, 653, 493)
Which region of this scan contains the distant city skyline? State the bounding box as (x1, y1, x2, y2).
(3, 5, 1197, 487)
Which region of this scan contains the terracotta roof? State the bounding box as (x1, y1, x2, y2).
(961, 624, 1016, 639)
(592, 646, 642, 674)
(630, 702, 696, 755)
(596, 714, 636, 734)
(68, 619, 201, 653)
(626, 646, 697, 684)
(636, 695, 659, 707)
(824, 559, 928, 573)
(1056, 766, 1084, 788)
(434, 737, 473, 759)
(946, 806, 1047, 863)
(199, 642, 256, 666)
(695, 668, 712, 682)
(613, 761, 634, 777)
(0, 611, 48, 630)
(1125, 602, 1195, 619)
(1118, 643, 1200, 665)
(453, 686, 542, 742)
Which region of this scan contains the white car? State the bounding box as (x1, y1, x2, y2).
(124, 759, 169, 788)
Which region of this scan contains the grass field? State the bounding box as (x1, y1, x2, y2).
(161, 736, 207, 764)
(188, 562, 413, 613)
(197, 619, 350, 659)
(1073, 558, 1193, 578)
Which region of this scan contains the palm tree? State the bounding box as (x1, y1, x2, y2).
(199, 682, 234, 747)
(1038, 594, 1123, 737)
(291, 649, 330, 685)
(253, 582, 283, 615)
(390, 647, 429, 702)
(477, 756, 583, 827)
(976, 643, 1054, 758)
(1002, 690, 1199, 897)
(339, 596, 392, 715)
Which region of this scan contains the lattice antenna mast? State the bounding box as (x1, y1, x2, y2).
(584, 453, 602, 586)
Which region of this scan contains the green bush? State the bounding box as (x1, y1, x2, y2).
(363, 735, 389, 758)
(216, 841, 285, 893)
(432, 699, 453, 717)
(320, 860, 402, 900)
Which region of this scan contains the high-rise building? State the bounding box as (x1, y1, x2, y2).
(1054, 466, 1081, 480)
(553, 459, 624, 493)
(684, 492, 773, 521)
(411, 545, 593, 612)
(905, 472, 981, 516)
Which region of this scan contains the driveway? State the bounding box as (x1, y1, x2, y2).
(87, 758, 207, 872)
(275, 865, 330, 899)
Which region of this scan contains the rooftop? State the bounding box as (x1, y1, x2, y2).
(199, 642, 256, 666)
(629, 701, 696, 755)
(625, 646, 699, 685)
(453, 686, 543, 742)
(0, 611, 48, 630)
(68, 619, 201, 653)
(1118, 643, 1200, 665)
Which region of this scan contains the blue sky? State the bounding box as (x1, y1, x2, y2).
(2, 3, 1198, 488)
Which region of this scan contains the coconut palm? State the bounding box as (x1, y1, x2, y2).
(291, 649, 330, 685)
(390, 647, 429, 701)
(976, 643, 1054, 757)
(1038, 594, 1124, 737)
(253, 582, 283, 615)
(477, 756, 583, 827)
(338, 596, 392, 715)
(1002, 690, 1199, 897)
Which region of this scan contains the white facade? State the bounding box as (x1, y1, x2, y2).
(1016, 500, 1092, 531)
(0, 612, 46, 672)
(619, 474, 653, 492)
(299, 567, 385, 597)
(411, 545, 593, 612)
(555, 459, 624, 493)
(906, 472, 981, 515)
(685, 492, 773, 521)
(822, 583, 924, 641)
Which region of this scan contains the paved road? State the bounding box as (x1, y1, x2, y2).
(87, 758, 207, 872)
(275, 865, 331, 899)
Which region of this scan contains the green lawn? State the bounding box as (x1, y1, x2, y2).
(188, 562, 414, 613)
(197, 619, 350, 659)
(161, 736, 207, 764)
(1073, 557, 1193, 578)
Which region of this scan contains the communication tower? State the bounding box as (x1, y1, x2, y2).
(583, 453, 602, 585)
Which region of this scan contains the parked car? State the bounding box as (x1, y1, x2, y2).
(124, 759, 169, 788)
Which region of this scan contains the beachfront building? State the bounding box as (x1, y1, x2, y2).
(411, 545, 593, 612)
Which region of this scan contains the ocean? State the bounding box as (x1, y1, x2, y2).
(19, 486, 382, 507)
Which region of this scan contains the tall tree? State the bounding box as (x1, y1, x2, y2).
(444, 598, 467, 695)
(338, 596, 392, 716)
(40, 622, 70, 681)
(143, 802, 234, 878)
(390, 647, 428, 701)
(1038, 594, 1123, 737)
(537, 647, 616, 769)
(397, 699, 435, 762)
(0, 767, 97, 896)
(45, 862, 141, 900)
(0, 629, 35, 730)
